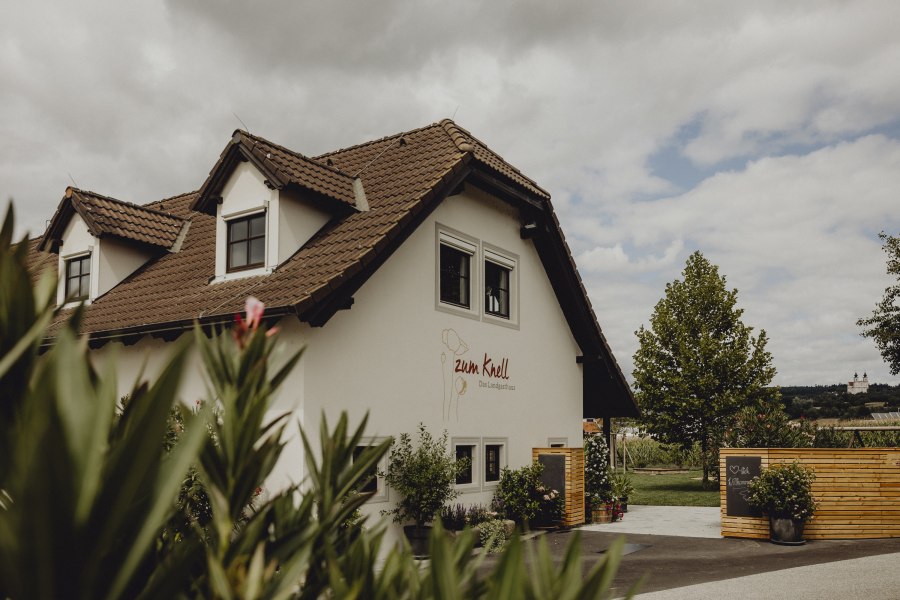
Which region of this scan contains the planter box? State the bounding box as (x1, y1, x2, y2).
(532, 447, 585, 527)
(720, 448, 900, 540)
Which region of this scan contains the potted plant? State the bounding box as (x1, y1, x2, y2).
(382, 424, 467, 556)
(746, 461, 818, 545)
(584, 435, 615, 523)
(610, 472, 635, 514)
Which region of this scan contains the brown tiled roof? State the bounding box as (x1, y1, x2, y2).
(193, 130, 358, 214)
(27, 120, 636, 416)
(39, 188, 185, 251)
(438, 119, 550, 199)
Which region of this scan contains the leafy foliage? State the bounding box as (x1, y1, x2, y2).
(615, 436, 704, 469)
(382, 424, 465, 527)
(478, 519, 510, 554)
(781, 383, 900, 420)
(858, 232, 900, 375)
(584, 435, 614, 504)
(491, 462, 564, 527)
(492, 462, 545, 525)
(633, 251, 775, 487)
(439, 503, 495, 531)
(722, 400, 815, 449)
(609, 472, 635, 499)
(746, 462, 818, 521)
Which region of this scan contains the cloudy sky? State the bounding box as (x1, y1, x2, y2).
(3, 1, 899, 385)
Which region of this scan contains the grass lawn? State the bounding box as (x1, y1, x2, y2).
(627, 470, 721, 507)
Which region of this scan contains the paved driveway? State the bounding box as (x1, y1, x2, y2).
(498, 505, 900, 599)
(581, 504, 721, 538)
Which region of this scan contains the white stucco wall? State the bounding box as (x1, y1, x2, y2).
(215, 162, 279, 278)
(57, 214, 98, 305)
(85, 180, 589, 549)
(277, 188, 332, 265)
(97, 237, 155, 298)
(300, 184, 584, 514)
(214, 162, 334, 278)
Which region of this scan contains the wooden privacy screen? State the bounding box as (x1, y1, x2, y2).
(720, 448, 900, 539)
(532, 447, 585, 527)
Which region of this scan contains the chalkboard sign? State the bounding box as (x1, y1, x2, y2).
(538, 454, 567, 505)
(725, 456, 762, 517)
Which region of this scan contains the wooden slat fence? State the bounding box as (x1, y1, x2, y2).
(532, 447, 585, 527)
(720, 448, 900, 539)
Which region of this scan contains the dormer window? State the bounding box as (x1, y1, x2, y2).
(65, 254, 91, 301)
(227, 212, 266, 272)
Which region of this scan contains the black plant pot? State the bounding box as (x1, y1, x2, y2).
(769, 516, 806, 545)
(619, 496, 629, 513)
(403, 525, 432, 557)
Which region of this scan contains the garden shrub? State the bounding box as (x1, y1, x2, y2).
(534, 487, 564, 526)
(479, 519, 510, 553)
(723, 403, 815, 449)
(746, 461, 818, 521)
(491, 462, 564, 527)
(382, 424, 466, 528)
(615, 436, 703, 469)
(584, 435, 613, 506)
(439, 503, 469, 530)
(492, 462, 544, 524)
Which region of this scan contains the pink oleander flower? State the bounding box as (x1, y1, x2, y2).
(245, 296, 265, 330)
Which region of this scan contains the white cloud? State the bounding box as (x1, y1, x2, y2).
(2, 1, 900, 384)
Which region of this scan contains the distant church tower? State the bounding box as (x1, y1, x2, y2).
(848, 372, 870, 395)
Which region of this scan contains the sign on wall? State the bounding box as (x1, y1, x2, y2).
(725, 455, 762, 517)
(440, 328, 515, 421)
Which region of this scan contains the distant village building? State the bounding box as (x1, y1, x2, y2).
(848, 372, 870, 395)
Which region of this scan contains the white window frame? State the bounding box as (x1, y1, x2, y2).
(58, 247, 96, 308)
(435, 225, 479, 320)
(352, 436, 389, 503)
(547, 437, 568, 448)
(482, 437, 508, 490)
(213, 205, 272, 283)
(482, 244, 519, 329)
(451, 437, 481, 493)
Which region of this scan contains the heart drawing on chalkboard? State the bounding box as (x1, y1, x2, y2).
(729, 465, 740, 475)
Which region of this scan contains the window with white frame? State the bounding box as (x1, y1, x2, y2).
(483, 246, 517, 324)
(452, 437, 480, 491)
(548, 437, 568, 448)
(226, 212, 266, 272)
(352, 439, 389, 502)
(437, 227, 478, 318)
(483, 438, 507, 486)
(65, 254, 91, 301)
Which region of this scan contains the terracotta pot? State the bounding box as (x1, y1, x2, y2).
(769, 516, 806, 545)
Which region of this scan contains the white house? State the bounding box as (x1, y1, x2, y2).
(29, 119, 637, 524)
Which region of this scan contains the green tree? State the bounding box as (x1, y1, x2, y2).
(633, 251, 775, 488)
(858, 233, 900, 375)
